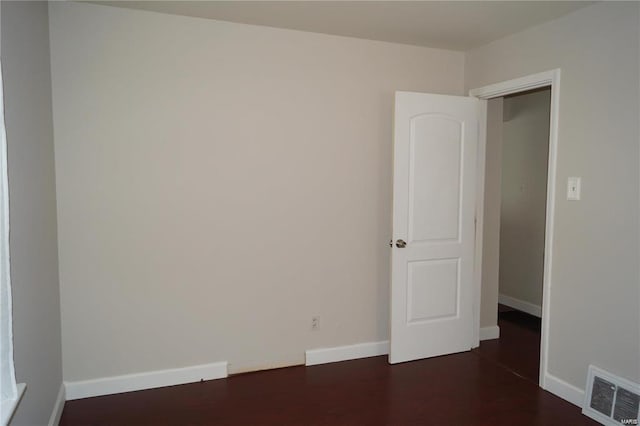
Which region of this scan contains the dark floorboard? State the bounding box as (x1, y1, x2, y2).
(472, 304, 542, 383)
(61, 340, 595, 425)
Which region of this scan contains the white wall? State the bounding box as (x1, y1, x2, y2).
(1, 2, 63, 424)
(499, 89, 550, 309)
(480, 98, 503, 328)
(49, 2, 464, 381)
(467, 1, 640, 390)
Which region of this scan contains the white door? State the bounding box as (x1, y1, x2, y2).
(389, 92, 480, 364)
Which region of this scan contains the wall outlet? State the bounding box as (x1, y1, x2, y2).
(311, 316, 320, 330)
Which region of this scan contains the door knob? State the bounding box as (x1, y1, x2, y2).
(396, 239, 407, 248)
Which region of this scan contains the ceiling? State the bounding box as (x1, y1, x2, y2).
(88, 1, 595, 51)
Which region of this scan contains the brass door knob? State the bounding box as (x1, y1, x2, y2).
(396, 239, 407, 248)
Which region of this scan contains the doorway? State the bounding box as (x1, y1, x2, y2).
(474, 87, 551, 382)
(469, 69, 560, 389)
(387, 71, 560, 391)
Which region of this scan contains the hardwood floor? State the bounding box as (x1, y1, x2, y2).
(472, 304, 542, 383)
(61, 343, 595, 425)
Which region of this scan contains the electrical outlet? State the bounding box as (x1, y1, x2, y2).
(311, 316, 320, 330)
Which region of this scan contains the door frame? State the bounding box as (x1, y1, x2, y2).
(468, 69, 561, 389)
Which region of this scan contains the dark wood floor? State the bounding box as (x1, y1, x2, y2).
(472, 304, 542, 383)
(61, 310, 595, 425)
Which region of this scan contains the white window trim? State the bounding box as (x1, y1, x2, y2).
(0, 383, 25, 426)
(0, 51, 24, 425)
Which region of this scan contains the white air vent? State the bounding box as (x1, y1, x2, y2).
(583, 365, 640, 425)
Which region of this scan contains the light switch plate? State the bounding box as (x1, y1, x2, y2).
(567, 177, 581, 201)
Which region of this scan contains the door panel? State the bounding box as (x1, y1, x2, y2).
(409, 114, 462, 243)
(390, 92, 479, 364)
(407, 258, 459, 323)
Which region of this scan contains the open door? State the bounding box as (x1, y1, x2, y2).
(389, 92, 481, 364)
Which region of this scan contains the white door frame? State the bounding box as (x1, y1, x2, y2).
(468, 69, 561, 389)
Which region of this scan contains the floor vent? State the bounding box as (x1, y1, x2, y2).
(583, 365, 640, 425)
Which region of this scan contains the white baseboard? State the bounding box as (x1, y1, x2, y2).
(479, 325, 500, 340)
(306, 341, 389, 366)
(499, 294, 542, 318)
(544, 372, 585, 407)
(48, 383, 66, 426)
(65, 361, 228, 401)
